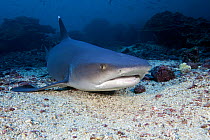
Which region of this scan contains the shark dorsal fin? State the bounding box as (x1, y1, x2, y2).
(58, 16, 70, 40)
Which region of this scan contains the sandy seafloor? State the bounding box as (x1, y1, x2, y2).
(0, 60, 210, 140)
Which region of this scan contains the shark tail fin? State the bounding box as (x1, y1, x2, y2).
(58, 16, 70, 40)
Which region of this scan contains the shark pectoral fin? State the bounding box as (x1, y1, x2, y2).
(12, 67, 72, 92)
(12, 80, 68, 92)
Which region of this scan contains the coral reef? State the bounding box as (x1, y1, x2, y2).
(181, 47, 200, 63)
(151, 65, 175, 82)
(202, 59, 210, 68)
(179, 63, 191, 73)
(119, 43, 178, 60)
(187, 62, 199, 69)
(144, 11, 210, 50)
(0, 16, 55, 53)
(0, 49, 46, 71)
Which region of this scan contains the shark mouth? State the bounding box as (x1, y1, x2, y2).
(109, 75, 140, 81)
(96, 75, 141, 91)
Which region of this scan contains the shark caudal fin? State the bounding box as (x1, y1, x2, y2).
(58, 16, 70, 40)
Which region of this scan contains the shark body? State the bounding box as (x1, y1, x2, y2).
(12, 17, 151, 92)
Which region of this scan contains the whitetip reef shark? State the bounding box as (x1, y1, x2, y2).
(12, 16, 151, 92)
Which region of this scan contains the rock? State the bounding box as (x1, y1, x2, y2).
(204, 59, 210, 63)
(182, 47, 200, 63)
(203, 103, 210, 107)
(143, 74, 154, 80)
(168, 55, 179, 60)
(134, 85, 146, 93)
(121, 48, 131, 54)
(90, 134, 105, 140)
(119, 43, 170, 60)
(202, 59, 210, 68)
(0, 72, 4, 77)
(0, 16, 55, 53)
(187, 62, 200, 69)
(144, 11, 210, 50)
(155, 94, 163, 99)
(203, 62, 210, 68)
(151, 65, 175, 82)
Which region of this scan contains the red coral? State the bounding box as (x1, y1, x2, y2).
(151, 65, 175, 82)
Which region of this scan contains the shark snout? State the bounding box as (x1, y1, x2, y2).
(118, 65, 151, 78)
(94, 65, 151, 91)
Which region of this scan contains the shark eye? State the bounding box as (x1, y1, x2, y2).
(100, 64, 107, 70)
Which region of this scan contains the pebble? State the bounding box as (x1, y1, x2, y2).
(44, 98, 49, 101)
(134, 85, 146, 93)
(90, 134, 105, 140)
(155, 94, 163, 99)
(4, 107, 15, 112)
(40, 110, 46, 113)
(25, 119, 33, 125)
(203, 103, 210, 107)
(201, 124, 209, 128)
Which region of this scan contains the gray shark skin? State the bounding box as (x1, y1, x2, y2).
(12, 16, 151, 92)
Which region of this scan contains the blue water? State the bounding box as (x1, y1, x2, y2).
(0, 0, 210, 55)
(0, 0, 209, 30)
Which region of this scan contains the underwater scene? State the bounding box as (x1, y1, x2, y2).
(0, 0, 210, 139)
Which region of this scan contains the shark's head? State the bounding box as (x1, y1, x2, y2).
(68, 56, 151, 91)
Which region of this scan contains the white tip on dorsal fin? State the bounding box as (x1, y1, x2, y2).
(58, 16, 70, 40)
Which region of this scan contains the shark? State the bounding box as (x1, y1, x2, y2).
(12, 16, 151, 92)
